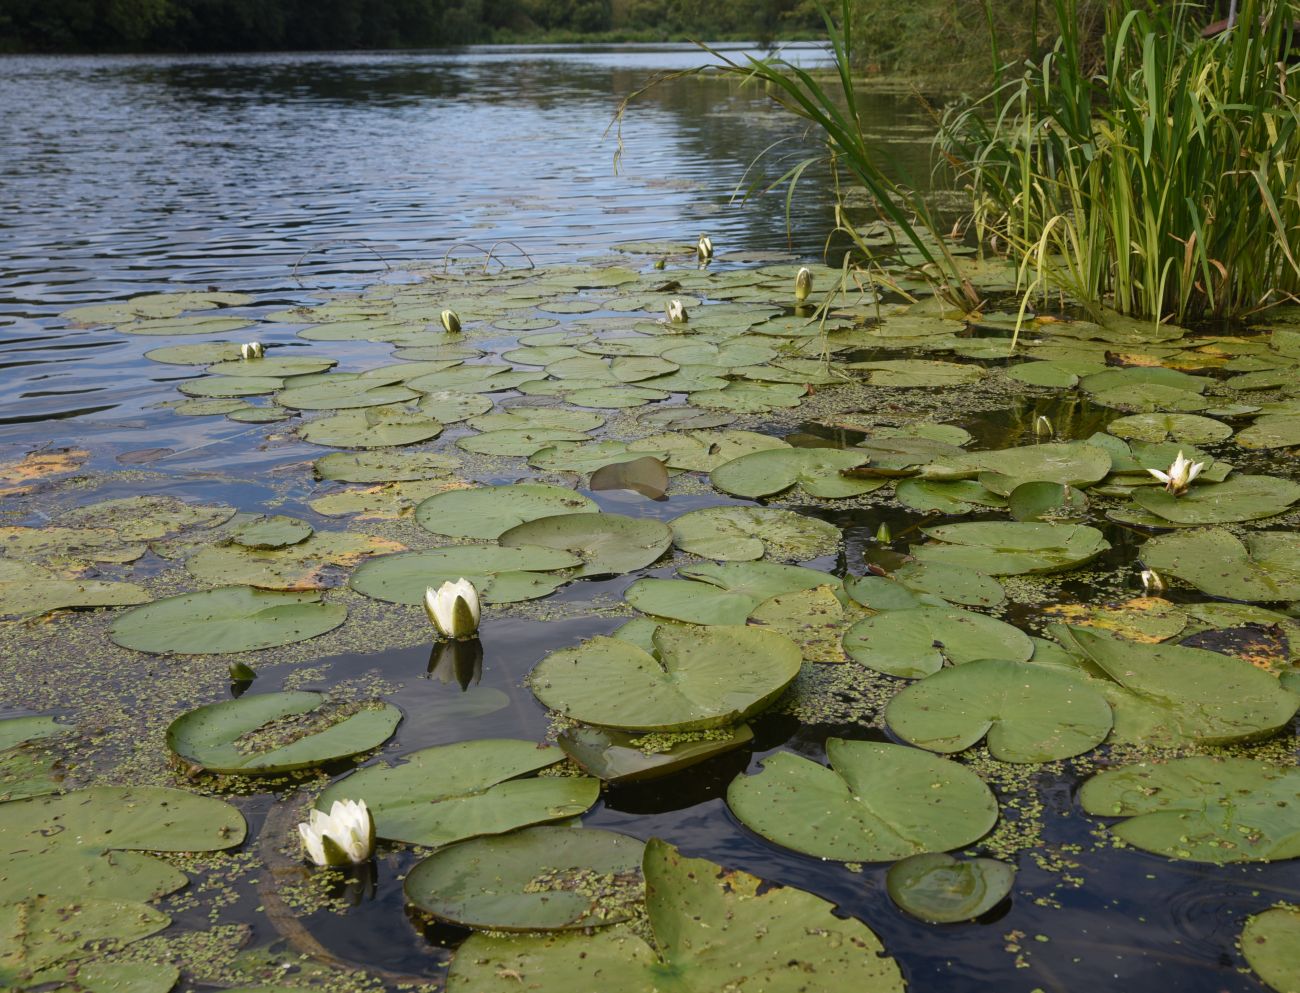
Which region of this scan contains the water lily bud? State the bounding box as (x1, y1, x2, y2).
(1146, 450, 1204, 497)
(665, 299, 688, 324)
(654, 257, 667, 270)
(228, 662, 256, 682)
(298, 798, 375, 866)
(424, 577, 481, 639)
(875, 522, 892, 543)
(1139, 568, 1166, 594)
(1033, 415, 1053, 438)
(795, 266, 814, 303)
(240, 342, 264, 360)
(697, 234, 714, 262)
(440, 309, 462, 334)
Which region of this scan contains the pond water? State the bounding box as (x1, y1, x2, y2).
(2, 44, 1298, 993)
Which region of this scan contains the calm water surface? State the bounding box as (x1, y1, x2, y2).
(1, 45, 1293, 993)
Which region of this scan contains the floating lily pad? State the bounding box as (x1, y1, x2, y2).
(528, 625, 801, 732)
(446, 838, 904, 993)
(299, 409, 443, 448)
(624, 562, 837, 626)
(207, 356, 336, 378)
(165, 691, 401, 774)
(669, 506, 839, 562)
(885, 658, 1113, 761)
(231, 515, 313, 549)
(179, 375, 284, 398)
(314, 450, 459, 483)
(914, 522, 1110, 575)
(895, 479, 1007, 515)
(186, 532, 404, 590)
(415, 484, 597, 540)
(499, 512, 672, 578)
(747, 585, 850, 663)
(529, 440, 669, 474)
(404, 826, 645, 931)
(886, 853, 1016, 924)
(1130, 474, 1300, 525)
(418, 389, 495, 422)
(1039, 598, 1186, 643)
(109, 587, 347, 654)
(628, 430, 788, 472)
(726, 739, 998, 861)
(315, 739, 598, 848)
(0, 786, 246, 901)
(458, 428, 590, 457)
(890, 561, 1006, 607)
(144, 341, 244, 365)
(1079, 757, 1300, 863)
(468, 408, 605, 433)
(308, 480, 460, 519)
(0, 560, 149, 619)
(558, 724, 754, 783)
(349, 545, 580, 605)
(853, 359, 985, 387)
(691, 381, 806, 412)
(1139, 529, 1300, 601)
(1242, 907, 1300, 992)
(711, 448, 879, 499)
(277, 379, 420, 410)
(1237, 413, 1300, 449)
(589, 456, 670, 498)
(1007, 480, 1089, 522)
(1106, 413, 1232, 444)
(58, 495, 234, 541)
(843, 606, 1033, 678)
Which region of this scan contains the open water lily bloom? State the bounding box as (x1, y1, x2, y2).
(1147, 451, 1204, 496)
(424, 577, 481, 639)
(299, 798, 375, 866)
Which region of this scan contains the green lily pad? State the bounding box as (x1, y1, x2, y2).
(299, 408, 443, 448)
(207, 356, 336, 378)
(446, 838, 904, 993)
(0, 560, 150, 619)
(624, 562, 837, 626)
(1007, 480, 1089, 522)
(277, 379, 420, 410)
(1079, 757, 1300, 863)
(314, 450, 459, 483)
(499, 512, 672, 578)
(349, 545, 580, 605)
(404, 826, 644, 931)
(669, 506, 839, 562)
(885, 659, 1114, 761)
(0, 716, 68, 803)
(144, 341, 244, 365)
(711, 448, 879, 499)
(886, 853, 1016, 924)
(932, 441, 1112, 491)
(843, 606, 1033, 678)
(528, 625, 801, 732)
(529, 440, 668, 474)
(165, 691, 401, 774)
(58, 495, 234, 540)
(726, 739, 998, 861)
(1130, 474, 1300, 525)
(230, 515, 313, 549)
(691, 381, 806, 412)
(852, 359, 985, 387)
(558, 724, 754, 783)
(458, 428, 590, 457)
(1106, 413, 1233, 444)
(0, 786, 246, 901)
(108, 587, 347, 654)
(315, 739, 598, 848)
(118, 315, 257, 336)
(1139, 529, 1300, 601)
(418, 389, 495, 422)
(178, 375, 283, 398)
(890, 561, 1006, 607)
(416, 484, 598, 539)
(895, 479, 1007, 515)
(914, 522, 1110, 575)
(627, 430, 788, 472)
(1237, 414, 1300, 449)
(186, 532, 403, 590)
(468, 408, 605, 433)
(308, 480, 458, 519)
(1242, 907, 1300, 992)
(747, 585, 850, 663)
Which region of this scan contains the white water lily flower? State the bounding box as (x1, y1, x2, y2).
(440, 309, 462, 334)
(697, 233, 713, 261)
(424, 577, 481, 639)
(298, 798, 375, 866)
(1139, 568, 1166, 594)
(1033, 415, 1053, 438)
(795, 266, 813, 303)
(1147, 450, 1204, 496)
(665, 299, 688, 324)
(239, 342, 264, 360)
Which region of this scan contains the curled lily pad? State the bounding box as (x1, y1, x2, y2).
(404, 826, 645, 931)
(0, 786, 246, 901)
(711, 448, 878, 499)
(669, 506, 839, 562)
(416, 484, 597, 540)
(1242, 907, 1300, 992)
(349, 545, 580, 605)
(446, 838, 904, 993)
(726, 739, 998, 861)
(315, 739, 598, 848)
(914, 522, 1110, 575)
(165, 691, 401, 774)
(885, 658, 1113, 762)
(843, 606, 1033, 678)
(528, 625, 801, 732)
(1139, 528, 1300, 601)
(558, 724, 754, 783)
(588, 456, 670, 499)
(886, 853, 1016, 924)
(1079, 757, 1300, 863)
(499, 512, 672, 578)
(109, 587, 346, 654)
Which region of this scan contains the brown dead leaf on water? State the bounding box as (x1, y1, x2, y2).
(1041, 596, 1187, 643)
(0, 448, 89, 495)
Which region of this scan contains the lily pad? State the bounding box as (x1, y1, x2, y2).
(299, 409, 443, 448)
(499, 512, 672, 578)
(308, 480, 460, 519)
(108, 587, 347, 654)
(1007, 481, 1089, 522)
(884, 658, 1113, 761)
(314, 450, 459, 483)
(277, 379, 420, 410)
(0, 786, 246, 901)
(349, 545, 580, 605)
(404, 826, 644, 931)
(1106, 413, 1233, 444)
(528, 625, 801, 732)
(1130, 474, 1300, 525)
(1242, 907, 1300, 992)
(624, 562, 837, 625)
(627, 430, 788, 472)
(852, 359, 985, 387)
(186, 532, 404, 590)
(726, 739, 998, 861)
(446, 838, 905, 993)
(914, 522, 1110, 575)
(1237, 413, 1300, 449)
(843, 606, 1033, 678)
(0, 560, 149, 619)
(886, 853, 1016, 924)
(748, 585, 851, 663)
(418, 389, 495, 422)
(711, 448, 879, 499)
(416, 484, 597, 540)
(1079, 757, 1300, 863)
(230, 515, 313, 549)
(895, 479, 1007, 515)
(558, 724, 754, 783)
(1139, 529, 1300, 601)
(58, 495, 233, 541)
(315, 739, 598, 848)
(165, 691, 401, 774)
(669, 506, 839, 562)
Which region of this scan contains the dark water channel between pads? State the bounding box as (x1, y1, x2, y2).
(1, 44, 1298, 993)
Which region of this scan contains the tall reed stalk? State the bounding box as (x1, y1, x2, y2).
(942, 0, 1300, 324)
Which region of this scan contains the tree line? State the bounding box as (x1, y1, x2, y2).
(0, 0, 824, 53)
